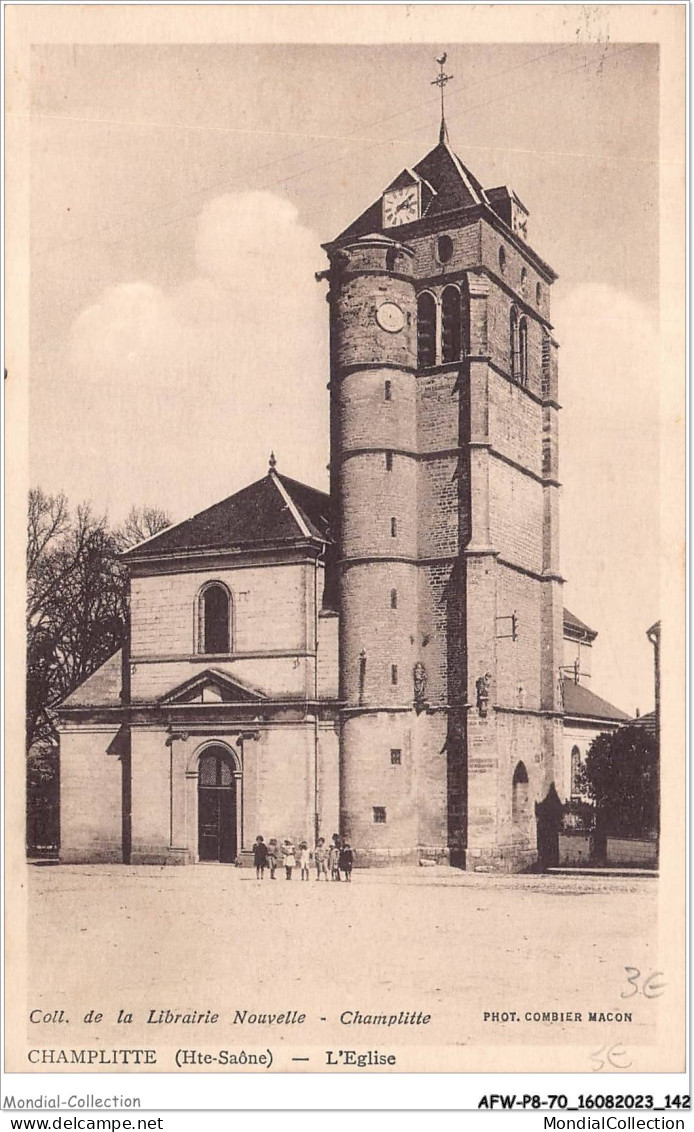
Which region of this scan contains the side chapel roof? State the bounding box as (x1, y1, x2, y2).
(121, 468, 331, 561)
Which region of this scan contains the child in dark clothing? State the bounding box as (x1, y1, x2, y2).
(338, 842, 354, 882)
(253, 835, 268, 880)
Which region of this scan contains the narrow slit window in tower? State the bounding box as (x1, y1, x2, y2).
(390, 517, 397, 537)
(542, 436, 552, 475)
(542, 330, 551, 398)
(391, 664, 398, 685)
(390, 588, 398, 609)
(384, 379, 392, 401)
(385, 451, 393, 471)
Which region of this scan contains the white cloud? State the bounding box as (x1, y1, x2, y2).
(58, 192, 329, 516)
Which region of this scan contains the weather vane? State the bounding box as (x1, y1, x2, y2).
(431, 52, 453, 144)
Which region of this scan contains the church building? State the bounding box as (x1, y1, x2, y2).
(56, 115, 626, 870)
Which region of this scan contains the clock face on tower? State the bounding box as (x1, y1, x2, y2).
(382, 184, 420, 228)
(376, 301, 406, 333)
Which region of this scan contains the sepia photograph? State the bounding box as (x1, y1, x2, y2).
(3, 2, 686, 1096)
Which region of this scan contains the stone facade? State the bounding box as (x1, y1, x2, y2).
(57, 477, 341, 866)
(324, 140, 563, 870)
(56, 132, 628, 871)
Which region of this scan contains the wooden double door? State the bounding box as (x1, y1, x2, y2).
(197, 748, 238, 863)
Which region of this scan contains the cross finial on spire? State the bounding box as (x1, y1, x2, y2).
(268, 451, 277, 472)
(431, 52, 453, 144)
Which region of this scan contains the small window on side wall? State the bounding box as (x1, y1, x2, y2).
(437, 234, 454, 264)
(373, 806, 387, 823)
(390, 749, 402, 765)
(571, 746, 581, 798)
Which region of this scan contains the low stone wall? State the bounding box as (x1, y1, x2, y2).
(606, 837, 658, 868)
(558, 831, 593, 866)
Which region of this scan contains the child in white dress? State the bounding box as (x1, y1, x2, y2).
(298, 841, 310, 881)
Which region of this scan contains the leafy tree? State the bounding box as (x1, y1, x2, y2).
(578, 725, 659, 839)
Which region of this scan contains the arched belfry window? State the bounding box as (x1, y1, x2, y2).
(417, 292, 436, 368)
(518, 317, 528, 387)
(199, 582, 231, 654)
(510, 307, 520, 381)
(441, 285, 462, 363)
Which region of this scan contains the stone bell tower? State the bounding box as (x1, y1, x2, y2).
(322, 101, 562, 870)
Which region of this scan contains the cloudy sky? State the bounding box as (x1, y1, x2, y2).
(27, 40, 661, 713)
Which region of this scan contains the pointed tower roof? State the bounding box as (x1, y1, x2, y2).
(334, 139, 489, 243)
(327, 121, 557, 281)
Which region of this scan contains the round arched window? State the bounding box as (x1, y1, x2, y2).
(441, 285, 462, 363)
(499, 246, 507, 274)
(437, 235, 454, 264)
(200, 583, 231, 654)
(417, 292, 436, 368)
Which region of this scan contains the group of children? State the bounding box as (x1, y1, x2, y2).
(252, 834, 354, 882)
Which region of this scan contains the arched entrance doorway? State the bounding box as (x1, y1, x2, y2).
(197, 746, 238, 862)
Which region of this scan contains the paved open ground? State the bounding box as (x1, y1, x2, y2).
(18, 864, 660, 1072)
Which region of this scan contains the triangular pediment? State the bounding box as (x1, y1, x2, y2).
(159, 669, 267, 705)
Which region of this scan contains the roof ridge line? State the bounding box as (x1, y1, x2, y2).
(270, 470, 312, 539)
(440, 140, 488, 206)
(120, 508, 196, 557)
(276, 471, 330, 500)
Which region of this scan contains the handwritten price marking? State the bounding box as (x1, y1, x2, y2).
(621, 967, 666, 999)
(590, 1043, 633, 1072)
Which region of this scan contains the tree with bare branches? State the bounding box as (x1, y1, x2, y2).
(26, 489, 170, 853)
(114, 505, 172, 553)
